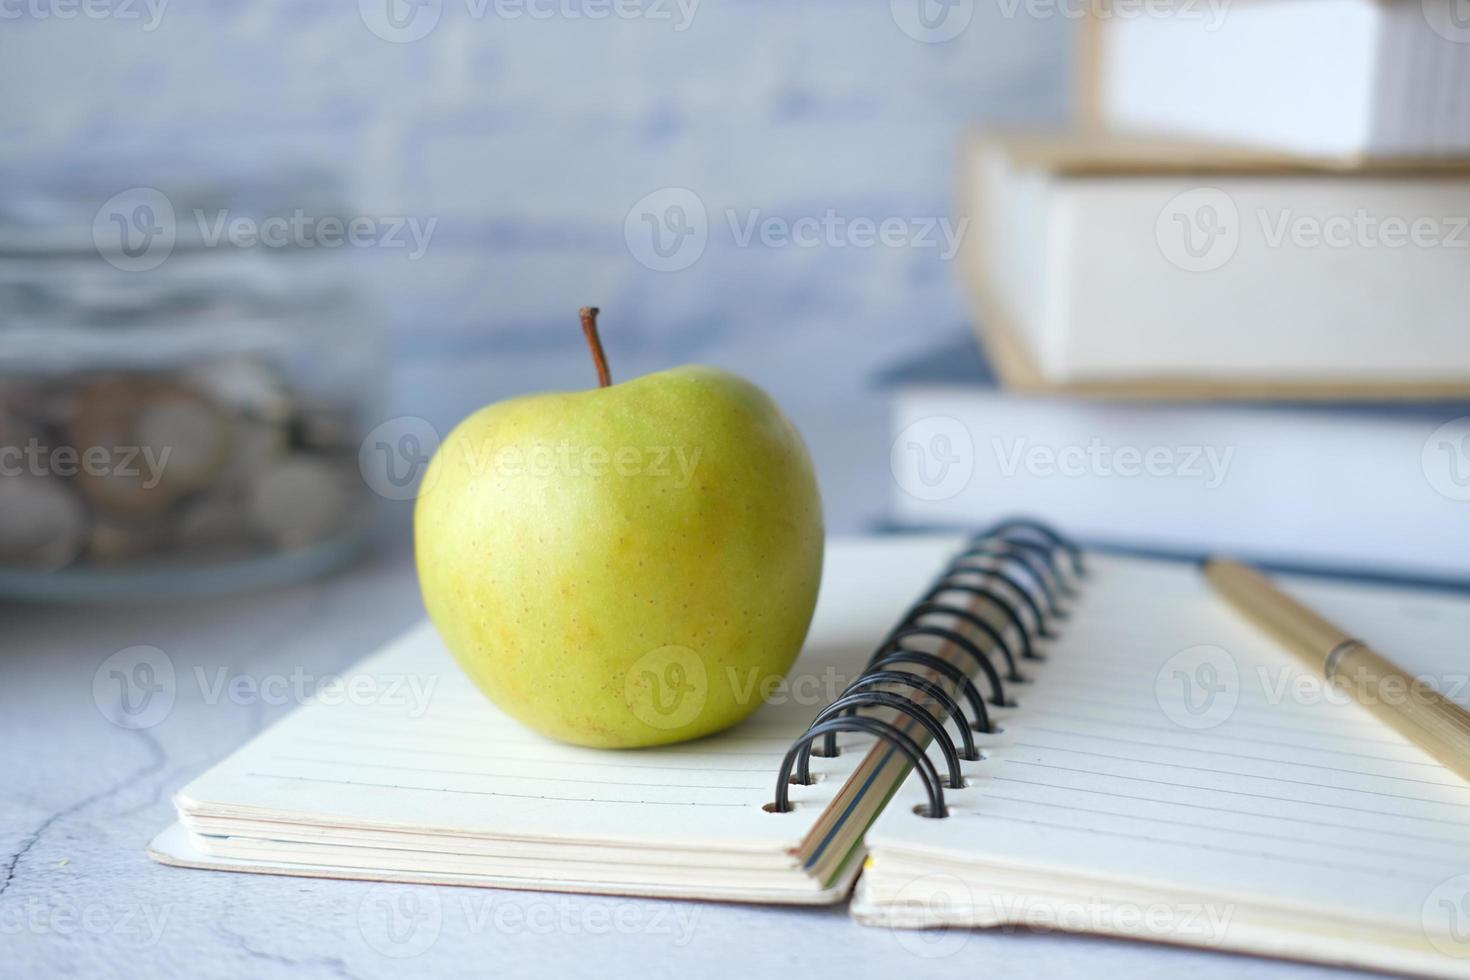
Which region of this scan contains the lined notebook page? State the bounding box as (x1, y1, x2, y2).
(176, 538, 950, 857)
(866, 553, 1470, 933)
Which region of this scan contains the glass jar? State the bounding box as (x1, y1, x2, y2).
(0, 164, 385, 600)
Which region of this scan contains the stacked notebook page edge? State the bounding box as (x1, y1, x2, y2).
(149, 537, 973, 905)
(152, 623, 866, 903)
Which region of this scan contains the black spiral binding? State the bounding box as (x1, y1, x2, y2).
(769, 517, 1085, 818)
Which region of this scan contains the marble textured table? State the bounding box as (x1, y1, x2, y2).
(3, 538, 1379, 980)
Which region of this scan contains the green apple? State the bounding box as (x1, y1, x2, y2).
(415, 308, 824, 748)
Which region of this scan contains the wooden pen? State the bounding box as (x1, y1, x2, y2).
(1204, 558, 1470, 784)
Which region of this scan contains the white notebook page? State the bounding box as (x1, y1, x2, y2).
(866, 552, 1470, 936)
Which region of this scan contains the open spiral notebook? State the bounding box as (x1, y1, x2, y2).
(151, 525, 1470, 976)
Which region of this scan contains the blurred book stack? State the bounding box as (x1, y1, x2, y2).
(884, 0, 1470, 584)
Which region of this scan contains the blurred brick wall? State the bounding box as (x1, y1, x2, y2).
(0, 1, 1070, 530)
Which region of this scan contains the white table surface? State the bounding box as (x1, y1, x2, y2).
(2, 539, 1383, 979)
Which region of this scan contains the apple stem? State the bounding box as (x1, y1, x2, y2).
(580, 307, 613, 388)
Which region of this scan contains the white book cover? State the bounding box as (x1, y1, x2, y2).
(963, 135, 1470, 393)
(880, 337, 1470, 582)
(1087, 0, 1470, 159)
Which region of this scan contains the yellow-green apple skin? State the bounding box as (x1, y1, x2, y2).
(414, 366, 824, 748)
